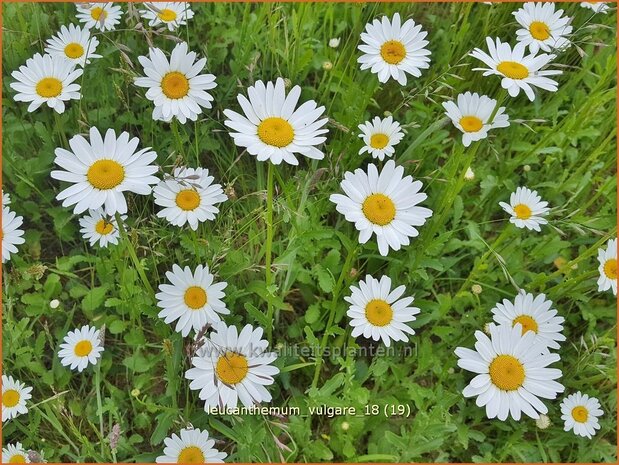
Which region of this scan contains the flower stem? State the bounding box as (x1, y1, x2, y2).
(265, 162, 275, 342)
(311, 246, 356, 389)
(94, 363, 105, 458)
(114, 213, 154, 297)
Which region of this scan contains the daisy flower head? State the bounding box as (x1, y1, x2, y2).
(134, 42, 217, 124)
(560, 392, 603, 439)
(50, 127, 159, 215)
(345, 274, 420, 347)
(499, 186, 549, 232)
(75, 2, 123, 31)
(329, 160, 432, 256)
(156, 428, 227, 463)
(358, 116, 404, 160)
(185, 322, 279, 410)
(513, 2, 573, 54)
(580, 2, 610, 14)
(470, 37, 562, 101)
(596, 237, 617, 295)
(140, 2, 194, 31)
(223, 77, 328, 165)
(2, 443, 30, 463)
(79, 209, 125, 248)
(358, 12, 431, 85)
(156, 264, 229, 337)
(10, 53, 82, 114)
(454, 323, 564, 421)
(491, 290, 565, 351)
(153, 167, 227, 231)
(2, 375, 32, 422)
(58, 325, 104, 372)
(45, 23, 102, 67)
(2, 206, 25, 263)
(442, 92, 510, 147)
(2, 190, 10, 206)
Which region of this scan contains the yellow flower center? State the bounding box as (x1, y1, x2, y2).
(370, 133, 389, 149)
(489, 355, 525, 391)
(497, 61, 529, 80)
(512, 315, 539, 334)
(380, 40, 407, 65)
(161, 72, 190, 99)
(87, 160, 125, 190)
(177, 446, 205, 464)
(257, 117, 295, 148)
(95, 219, 114, 235)
(74, 339, 93, 357)
(529, 21, 551, 41)
(8, 454, 26, 463)
(513, 203, 532, 220)
(64, 42, 85, 59)
(2, 389, 20, 408)
(175, 189, 201, 211)
(459, 116, 484, 133)
(216, 351, 249, 385)
(603, 258, 617, 280)
(571, 406, 589, 423)
(158, 8, 178, 22)
(36, 77, 63, 98)
(91, 7, 107, 21)
(184, 286, 207, 310)
(362, 193, 396, 226)
(365, 299, 394, 327)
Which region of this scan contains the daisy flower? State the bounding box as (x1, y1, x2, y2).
(2, 190, 10, 206)
(491, 290, 565, 351)
(580, 2, 610, 14)
(513, 2, 573, 54)
(134, 42, 217, 124)
(185, 322, 279, 410)
(76, 2, 123, 31)
(442, 92, 509, 147)
(329, 160, 432, 256)
(139, 2, 194, 31)
(10, 53, 82, 114)
(44, 23, 101, 67)
(79, 209, 125, 248)
(224, 78, 328, 165)
(156, 264, 229, 337)
(596, 237, 617, 296)
(2, 206, 25, 263)
(2, 443, 29, 463)
(560, 392, 603, 439)
(153, 167, 227, 231)
(455, 323, 564, 421)
(50, 127, 159, 215)
(2, 375, 32, 422)
(470, 37, 562, 101)
(358, 116, 404, 160)
(358, 12, 431, 85)
(58, 325, 104, 372)
(156, 428, 226, 463)
(499, 186, 549, 232)
(345, 274, 420, 347)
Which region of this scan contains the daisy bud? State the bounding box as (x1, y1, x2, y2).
(383, 110, 392, 117)
(27, 264, 48, 280)
(464, 167, 475, 181)
(283, 78, 292, 89)
(523, 164, 531, 172)
(131, 388, 141, 397)
(50, 299, 60, 309)
(341, 421, 350, 431)
(322, 61, 333, 71)
(329, 38, 340, 48)
(536, 414, 551, 429)
(447, 367, 455, 374)
(483, 323, 491, 334)
(471, 284, 482, 295)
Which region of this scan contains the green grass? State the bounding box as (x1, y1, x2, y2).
(2, 1, 617, 462)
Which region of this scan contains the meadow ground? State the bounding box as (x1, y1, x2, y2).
(1, 1, 617, 463)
